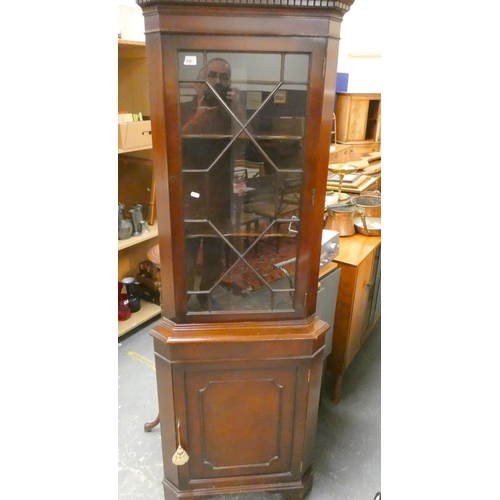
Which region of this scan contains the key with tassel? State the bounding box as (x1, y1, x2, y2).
(172, 420, 189, 465)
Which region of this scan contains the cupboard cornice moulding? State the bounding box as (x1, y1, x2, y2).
(136, 0, 354, 15)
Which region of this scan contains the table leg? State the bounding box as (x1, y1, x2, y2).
(331, 373, 343, 405)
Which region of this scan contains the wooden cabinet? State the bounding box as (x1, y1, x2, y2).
(328, 143, 354, 164)
(118, 40, 160, 337)
(326, 234, 381, 404)
(335, 92, 381, 155)
(136, 0, 354, 498)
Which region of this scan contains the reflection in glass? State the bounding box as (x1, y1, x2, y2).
(207, 52, 282, 83)
(178, 51, 309, 314)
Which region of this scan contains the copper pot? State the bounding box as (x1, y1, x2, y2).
(325, 204, 357, 237)
(351, 192, 381, 218)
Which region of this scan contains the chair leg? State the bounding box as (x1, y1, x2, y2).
(144, 412, 160, 432)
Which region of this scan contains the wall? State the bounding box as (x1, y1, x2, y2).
(336, 0, 381, 93)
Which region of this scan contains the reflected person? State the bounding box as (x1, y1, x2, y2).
(181, 58, 246, 311)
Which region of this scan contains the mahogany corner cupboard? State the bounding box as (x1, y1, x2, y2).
(135, 1, 355, 499)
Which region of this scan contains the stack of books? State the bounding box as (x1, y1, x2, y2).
(118, 111, 144, 123)
(134, 259, 161, 305)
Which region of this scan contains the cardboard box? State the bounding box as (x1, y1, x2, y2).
(118, 120, 152, 150)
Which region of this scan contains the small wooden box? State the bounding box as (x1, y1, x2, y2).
(348, 142, 381, 156)
(328, 143, 361, 164)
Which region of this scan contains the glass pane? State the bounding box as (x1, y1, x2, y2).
(207, 52, 282, 83)
(178, 51, 309, 315)
(178, 52, 205, 81)
(284, 54, 309, 82)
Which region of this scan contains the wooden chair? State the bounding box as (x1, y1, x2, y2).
(243, 176, 301, 250)
(245, 176, 301, 221)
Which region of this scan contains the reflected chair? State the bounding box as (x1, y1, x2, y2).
(243, 175, 301, 251)
(246, 177, 301, 221)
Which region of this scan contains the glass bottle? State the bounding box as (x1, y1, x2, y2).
(122, 277, 141, 313)
(118, 282, 132, 321)
(118, 203, 133, 240)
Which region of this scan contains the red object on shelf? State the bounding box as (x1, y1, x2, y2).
(118, 292, 132, 321)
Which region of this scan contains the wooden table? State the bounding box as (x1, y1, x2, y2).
(326, 233, 381, 404)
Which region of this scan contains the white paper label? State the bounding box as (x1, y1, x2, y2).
(184, 55, 197, 66)
(190, 191, 200, 198)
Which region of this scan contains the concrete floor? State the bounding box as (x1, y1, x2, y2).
(118, 317, 381, 500)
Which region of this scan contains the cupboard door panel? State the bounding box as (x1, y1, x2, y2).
(346, 100, 369, 141)
(344, 252, 375, 366)
(182, 363, 301, 480)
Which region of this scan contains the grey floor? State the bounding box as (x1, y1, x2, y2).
(118, 317, 381, 500)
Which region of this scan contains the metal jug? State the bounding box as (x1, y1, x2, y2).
(325, 203, 357, 237)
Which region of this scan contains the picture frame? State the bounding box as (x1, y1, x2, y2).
(273, 90, 287, 104)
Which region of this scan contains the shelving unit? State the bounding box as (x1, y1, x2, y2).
(118, 144, 153, 155)
(118, 40, 150, 116)
(118, 300, 161, 337)
(118, 39, 160, 337)
(118, 222, 158, 251)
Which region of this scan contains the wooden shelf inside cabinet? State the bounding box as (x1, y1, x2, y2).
(118, 144, 152, 155)
(182, 134, 303, 140)
(118, 39, 146, 58)
(118, 300, 161, 337)
(118, 39, 150, 123)
(118, 222, 158, 251)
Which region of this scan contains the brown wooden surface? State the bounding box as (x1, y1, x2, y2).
(118, 41, 158, 333)
(343, 251, 375, 366)
(336, 233, 381, 267)
(118, 152, 159, 281)
(326, 233, 381, 404)
(119, 236, 159, 281)
(152, 317, 328, 499)
(118, 152, 155, 214)
(118, 41, 150, 116)
(335, 92, 381, 146)
(137, 2, 353, 498)
(145, 31, 335, 324)
(328, 143, 353, 164)
(347, 142, 381, 156)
